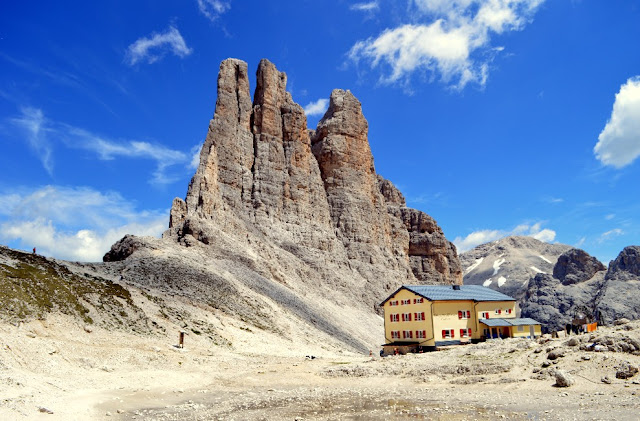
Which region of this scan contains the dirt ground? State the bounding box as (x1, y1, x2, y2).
(2, 316, 640, 420)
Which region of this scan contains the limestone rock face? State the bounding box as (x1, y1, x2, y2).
(606, 246, 640, 280)
(107, 58, 462, 350)
(554, 249, 606, 285)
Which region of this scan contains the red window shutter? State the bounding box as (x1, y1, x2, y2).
(458, 311, 462, 319)
(451, 330, 455, 338)
(468, 329, 472, 336)
(421, 312, 425, 319)
(408, 313, 412, 321)
(498, 309, 502, 314)
(466, 311, 471, 318)
(442, 330, 446, 338)
(460, 329, 464, 337)
(487, 313, 490, 319)
(390, 314, 393, 322)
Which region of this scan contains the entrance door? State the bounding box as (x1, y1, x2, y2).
(530, 325, 535, 338)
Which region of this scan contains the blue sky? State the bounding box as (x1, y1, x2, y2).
(1, 1, 639, 264)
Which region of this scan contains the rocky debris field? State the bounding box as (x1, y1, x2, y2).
(2, 316, 640, 420)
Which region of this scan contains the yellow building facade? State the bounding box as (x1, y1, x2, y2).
(381, 285, 541, 353)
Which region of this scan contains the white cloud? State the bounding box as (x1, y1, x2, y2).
(454, 221, 556, 252)
(303, 98, 329, 116)
(126, 25, 192, 66)
(350, 2, 380, 12)
(0, 186, 167, 262)
(599, 228, 624, 243)
(349, 0, 545, 90)
(189, 144, 202, 170)
(9, 108, 194, 185)
(197, 0, 231, 22)
(9, 107, 54, 174)
(594, 77, 640, 168)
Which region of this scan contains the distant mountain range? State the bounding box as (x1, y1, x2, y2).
(461, 236, 640, 332)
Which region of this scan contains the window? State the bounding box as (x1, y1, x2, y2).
(416, 330, 426, 339)
(481, 312, 490, 319)
(458, 310, 471, 319)
(389, 300, 398, 306)
(517, 326, 524, 332)
(441, 329, 455, 338)
(460, 328, 472, 338)
(495, 309, 502, 315)
(414, 298, 424, 304)
(414, 312, 425, 321)
(506, 308, 512, 315)
(390, 314, 399, 322)
(403, 330, 413, 339)
(401, 299, 411, 305)
(402, 313, 412, 322)
(483, 328, 490, 337)
(391, 331, 400, 339)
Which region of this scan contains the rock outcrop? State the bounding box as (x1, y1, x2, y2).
(520, 246, 640, 332)
(104, 58, 462, 351)
(606, 246, 640, 280)
(554, 249, 606, 285)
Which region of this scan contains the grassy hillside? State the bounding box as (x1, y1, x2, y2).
(0, 246, 148, 331)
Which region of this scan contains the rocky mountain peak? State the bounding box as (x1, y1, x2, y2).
(106, 58, 462, 349)
(553, 248, 606, 285)
(606, 246, 640, 280)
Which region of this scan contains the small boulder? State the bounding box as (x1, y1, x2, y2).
(601, 376, 612, 384)
(554, 370, 575, 387)
(615, 318, 631, 326)
(548, 349, 566, 360)
(616, 362, 639, 379)
(567, 337, 580, 347)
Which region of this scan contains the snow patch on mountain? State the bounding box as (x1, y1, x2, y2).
(538, 255, 552, 264)
(492, 258, 506, 276)
(465, 257, 484, 275)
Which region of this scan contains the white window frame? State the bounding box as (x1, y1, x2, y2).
(416, 330, 426, 339)
(391, 330, 400, 339)
(443, 329, 454, 339)
(414, 312, 425, 321)
(460, 328, 472, 338)
(390, 314, 399, 322)
(459, 310, 471, 319)
(403, 330, 413, 339)
(389, 300, 398, 306)
(481, 312, 490, 319)
(401, 299, 411, 305)
(402, 313, 412, 322)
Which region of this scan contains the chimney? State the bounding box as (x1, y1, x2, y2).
(452, 285, 461, 290)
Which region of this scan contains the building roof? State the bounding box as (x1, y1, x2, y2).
(480, 318, 541, 327)
(381, 285, 515, 305)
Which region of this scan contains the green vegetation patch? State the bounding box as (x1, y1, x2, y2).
(0, 248, 142, 329)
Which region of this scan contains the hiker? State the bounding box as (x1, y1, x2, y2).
(32, 247, 36, 254)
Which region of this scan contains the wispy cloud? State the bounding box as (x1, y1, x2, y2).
(303, 98, 329, 116)
(126, 25, 192, 65)
(594, 76, 640, 168)
(454, 221, 556, 252)
(9, 107, 54, 174)
(598, 228, 624, 243)
(348, 0, 545, 90)
(0, 186, 167, 262)
(350, 2, 379, 12)
(197, 0, 231, 22)
(8, 107, 194, 185)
